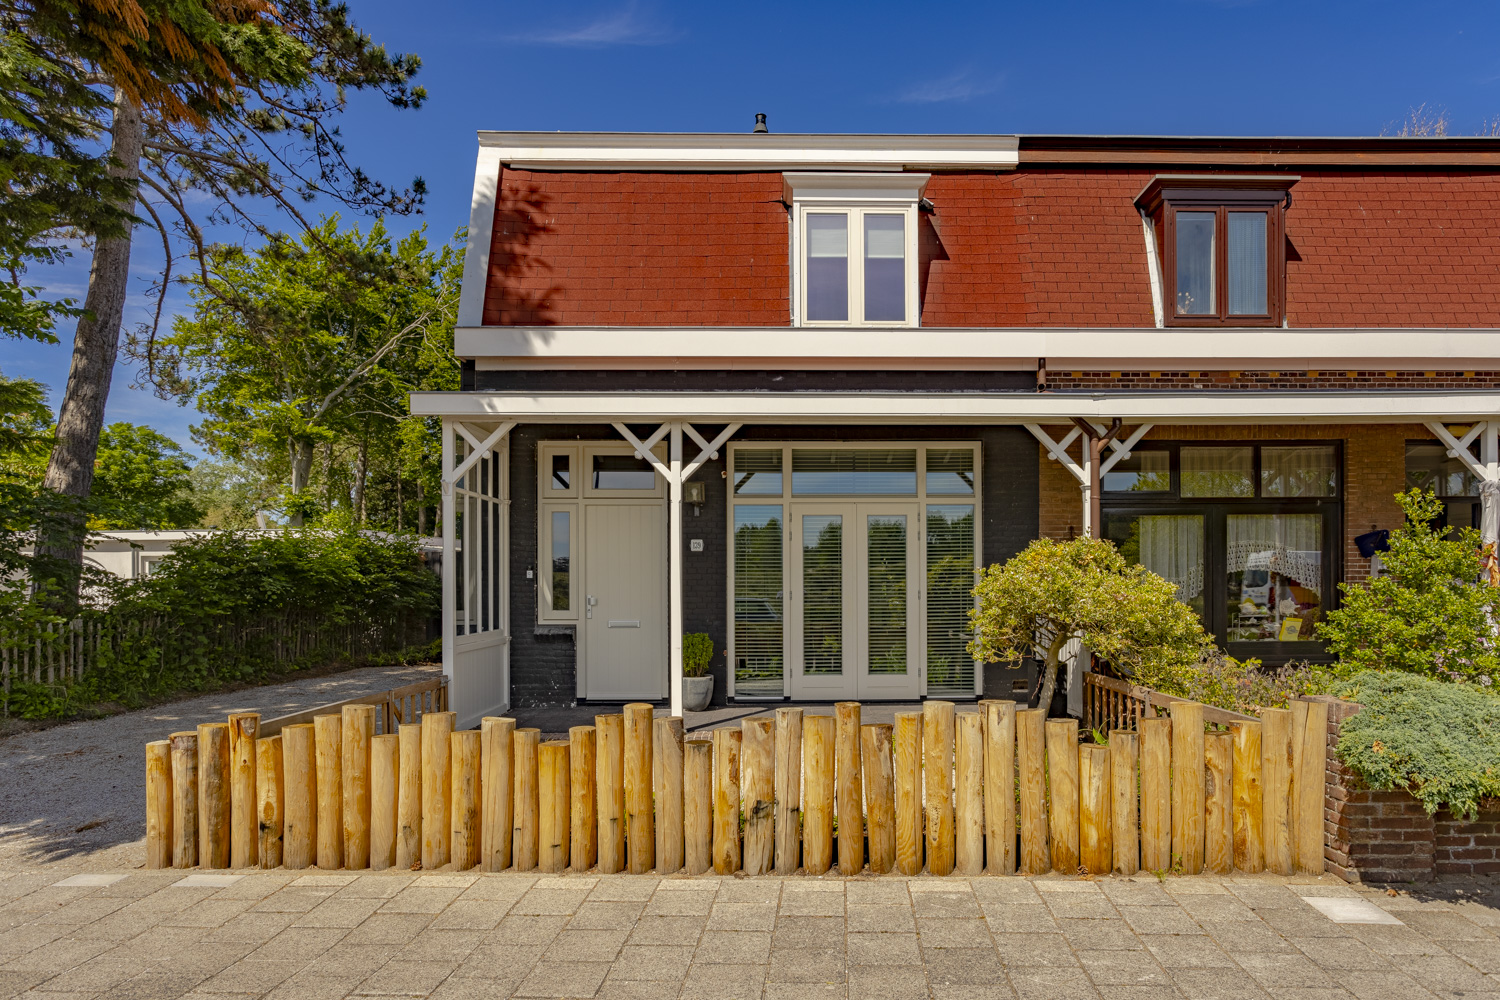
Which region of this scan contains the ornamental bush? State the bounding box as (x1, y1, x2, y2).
(1317, 489, 1500, 683)
(1333, 670, 1500, 819)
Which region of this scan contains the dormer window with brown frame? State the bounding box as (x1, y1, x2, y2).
(1136, 176, 1297, 327)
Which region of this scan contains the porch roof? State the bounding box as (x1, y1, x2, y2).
(410, 389, 1500, 425)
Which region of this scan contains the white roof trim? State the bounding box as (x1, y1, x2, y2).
(410, 390, 1500, 425)
(455, 326, 1500, 370)
(783, 171, 931, 203)
(457, 145, 503, 328)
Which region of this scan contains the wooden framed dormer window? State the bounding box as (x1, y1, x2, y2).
(1136, 176, 1297, 327)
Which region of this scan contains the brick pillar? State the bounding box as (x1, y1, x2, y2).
(1315, 696, 1436, 883)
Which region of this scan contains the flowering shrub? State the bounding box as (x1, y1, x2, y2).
(1132, 649, 1335, 716)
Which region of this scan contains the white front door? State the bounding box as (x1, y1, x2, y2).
(789, 503, 921, 700)
(583, 503, 667, 700)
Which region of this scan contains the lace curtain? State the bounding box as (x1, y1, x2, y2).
(1226, 514, 1322, 595)
(1137, 515, 1204, 602)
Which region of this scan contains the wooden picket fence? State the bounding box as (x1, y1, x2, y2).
(146, 695, 1331, 877)
(1082, 673, 1256, 732)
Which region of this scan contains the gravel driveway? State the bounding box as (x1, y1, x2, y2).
(0, 663, 440, 874)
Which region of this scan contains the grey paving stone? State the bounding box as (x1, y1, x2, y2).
(779, 890, 846, 918)
(245, 926, 347, 963)
(1257, 907, 1355, 938)
(450, 942, 544, 979)
(426, 899, 511, 930)
(378, 886, 467, 915)
(1175, 895, 1259, 922)
(32, 897, 128, 926)
(1443, 936, 1500, 974)
(706, 901, 778, 931)
(1139, 933, 1236, 968)
(1, 933, 111, 970)
(1264, 989, 1358, 1000)
(846, 903, 914, 933)
(1396, 955, 1496, 993)
(200, 910, 299, 945)
(297, 942, 395, 977)
(1289, 937, 1393, 971)
(570, 900, 648, 930)
(1042, 894, 1119, 920)
(247, 887, 336, 914)
(845, 881, 910, 906)
(1399, 910, 1495, 941)
(1169, 968, 1273, 999)
(695, 929, 772, 964)
(507, 887, 591, 918)
(911, 891, 984, 919)
(1097, 882, 1176, 907)
(158, 899, 256, 928)
(1229, 885, 1308, 910)
(393, 928, 485, 968)
(585, 878, 660, 902)
(0, 971, 48, 997)
(970, 880, 1042, 904)
(764, 983, 851, 1000)
(679, 961, 767, 999)
(1093, 986, 1182, 1000)
(492, 913, 570, 945)
(1205, 917, 1301, 953)
(923, 947, 1006, 986)
(544, 926, 630, 963)
(847, 964, 927, 1000)
(1345, 924, 1450, 957)
(338, 875, 416, 899)
(608, 943, 695, 981)
(107, 969, 214, 1000)
(983, 901, 1060, 933)
(715, 880, 782, 904)
(593, 980, 681, 1000)
(993, 931, 1079, 967)
(1235, 952, 1340, 989)
(1330, 969, 1440, 1000)
(290, 895, 385, 928)
(772, 916, 843, 951)
(1077, 948, 1171, 986)
(340, 911, 434, 945)
(511, 959, 612, 998)
(916, 916, 993, 949)
(1007, 964, 1102, 1000)
(644, 888, 717, 916)
(624, 913, 705, 946)
(262, 972, 369, 1000)
(768, 947, 846, 984)
(1059, 917, 1145, 951)
(846, 931, 921, 966)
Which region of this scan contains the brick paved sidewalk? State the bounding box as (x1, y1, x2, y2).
(1, 868, 1496, 1000)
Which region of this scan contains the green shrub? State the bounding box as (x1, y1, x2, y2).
(1333, 670, 1500, 818)
(1146, 650, 1338, 716)
(1317, 489, 1500, 683)
(683, 633, 714, 678)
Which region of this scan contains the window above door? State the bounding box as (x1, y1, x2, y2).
(1136, 176, 1297, 327)
(785, 172, 927, 328)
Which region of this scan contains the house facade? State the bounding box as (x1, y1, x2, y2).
(413, 129, 1500, 727)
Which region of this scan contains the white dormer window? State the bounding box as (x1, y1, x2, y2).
(786, 172, 927, 328)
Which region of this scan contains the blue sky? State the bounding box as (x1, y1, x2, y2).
(11, 0, 1500, 453)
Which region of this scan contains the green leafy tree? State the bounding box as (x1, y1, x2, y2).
(89, 421, 202, 528)
(969, 535, 1210, 710)
(1317, 489, 1500, 682)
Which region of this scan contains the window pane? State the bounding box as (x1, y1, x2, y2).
(806, 213, 848, 322)
(867, 514, 908, 675)
(1262, 445, 1336, 497)
(1180, 446, 1253, 497)
(550, 510, 570, 611)
(1101, 450, 1170, 493)
(792, 448, 917, 495)
(550, 453, 570, 491)
(864, 214, 905, 322)
(1405, 442, 1481, 498)
(1228, 212, 1267, 315)
(733, 449, 783, 496)
(1226, 514, 1323, 642)
(1104, 513, 1205, 618)
(592, 453, 656, 490)
(802, 514, 844, 674)
(1176, 211, 1216, 315)
(925, 448, 975, 495)
(734, 506, 783, 696)
(926, 505, 976, 698)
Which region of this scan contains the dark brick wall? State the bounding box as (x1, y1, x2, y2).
(1435, 810, 1500, 876)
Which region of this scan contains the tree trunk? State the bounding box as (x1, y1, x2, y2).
(416, 478, 427, 536)
(287, 439, 314, 527)
(34, 90, 144, 606)
(1034, 633, 1068, 715)
(353, 424, 368, 525)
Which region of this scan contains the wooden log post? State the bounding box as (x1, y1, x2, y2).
(513, 727, 541, 872)
(774, 707, 803, 875)
(834, 702, 863, 876)
(314, 714, 343, 870)
(1016, 708, 1049, 874)
(982, 701, 1017, 876)
(198, 722, 231, 869)
(954, 712, 984, 876)
(1230, 720, 1264, 873)
(480, 717, 516, 872)
(396, 723, 422, 870)
(861, 723, 896, 875)
(712, 726, 742, 875)
(170, 731, 200, 869)
(227, 712, 260, 869)
(1139, 716, 1172, 873)
(1293, 699, 1329, 874)
(893, 711, 923, 876)
(595, 714, 625, 875)
(684, 738, 713, 875)
(623, 703, 655, 874)
(1169, 701, 1205, 875)
(1205, 732, 1233, 875)
(341, 705, 375, 871)
(1079, 743, 1112, 876)
(570, 726, 598, 872)
(281, 724, 315, 870)
(1045, 719, 1080, 874)
(741, 717, 775, 876)
(654, 717, 685, 874)
(538, 741, 570, 874)
(145, 740, 173, 869)
(451, 730, 482, 871)
(923, 701, 956, 876)
(256, 735, 284, 869)
(420, 711, 456, 870)
(1260, 707, 1293, 875)
(370, 733, 398, 870)
(802, 715, 835, 876)
(1109, 730, 1139, 876)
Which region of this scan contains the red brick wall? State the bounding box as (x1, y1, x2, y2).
(1435, 810, 1500, 876)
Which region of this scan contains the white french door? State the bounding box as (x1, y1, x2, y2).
(789, 503, 921, 700)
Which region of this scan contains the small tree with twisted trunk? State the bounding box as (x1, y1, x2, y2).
(968, 535, 1210, 711)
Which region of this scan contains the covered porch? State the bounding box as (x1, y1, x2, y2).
(413, 389, 1500, 728)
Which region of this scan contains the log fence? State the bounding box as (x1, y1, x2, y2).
(147, 696, 1332, 878)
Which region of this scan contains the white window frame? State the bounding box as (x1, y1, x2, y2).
(725, 440, 982, 701)
(538, 503, 577, 622)
(785, 172, 928, 329)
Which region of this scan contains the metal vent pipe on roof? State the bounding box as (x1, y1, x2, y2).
(753, 113, 768, 133)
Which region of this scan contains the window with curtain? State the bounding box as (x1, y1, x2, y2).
(1226, 514, 1323, 642)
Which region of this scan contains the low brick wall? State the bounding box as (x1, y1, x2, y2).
(1319, 695, 1500, 882)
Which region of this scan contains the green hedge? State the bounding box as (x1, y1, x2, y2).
(0, 530, 439, 719)
(1334, 671, 1500, 819)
